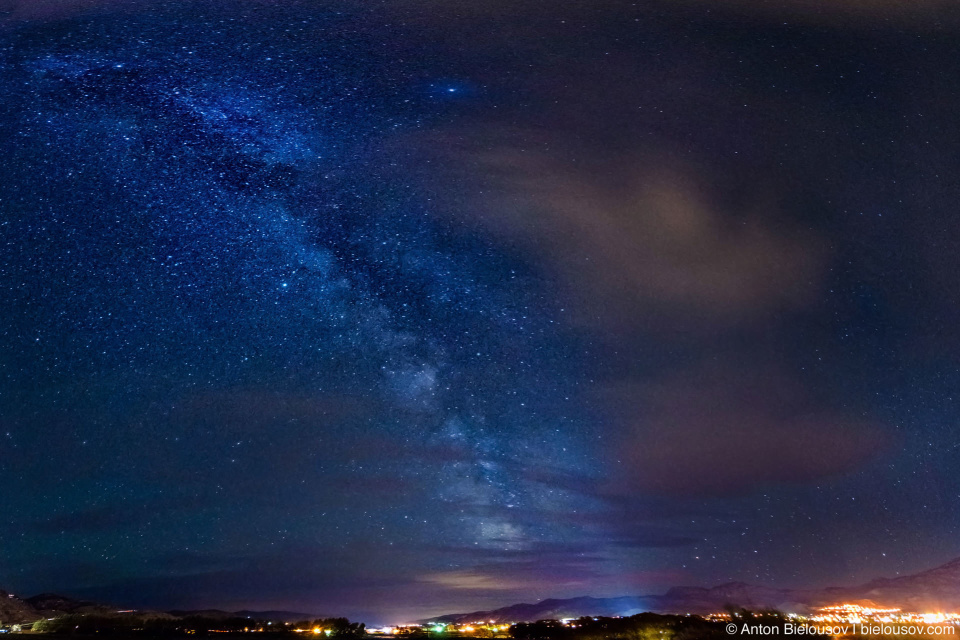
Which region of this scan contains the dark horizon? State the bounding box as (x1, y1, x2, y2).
(9, 552, 960, 626)
(2, 0, 960, 628)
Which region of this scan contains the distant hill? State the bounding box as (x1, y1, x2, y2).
(425, 556, 960, 623)
(428, 597, 655, 625)
(815, 557, 960, 612)
(0, 591, 318, 627)
(0, 592, 173, 626)
(0, 590, 42, 625)
(235, 610, 321, 623)
(6, 556, 960, 627)
(170, 609, 320, 623)
(26, 593, 116, 617)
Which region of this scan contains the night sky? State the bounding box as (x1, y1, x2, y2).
(2, 0, 960, 625)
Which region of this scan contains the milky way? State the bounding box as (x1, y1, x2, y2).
(1, 3, 601, 621)
(2, 0, 960, 626)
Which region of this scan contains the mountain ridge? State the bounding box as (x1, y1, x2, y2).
(5, 556, 960, 626)
(425, 556, 960, 623)
(0, 593, 319, 626)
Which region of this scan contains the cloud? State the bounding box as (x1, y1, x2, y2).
(424, 130, 824, 335)
(662, 0, 958, 27)
(418, 553, 611, 594)
(419, 570, 528, 591)
(601, 366, 893, 496)
(371, 0, 958, 33)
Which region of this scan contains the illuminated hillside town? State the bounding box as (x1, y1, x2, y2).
(809, 603, 960, 626)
